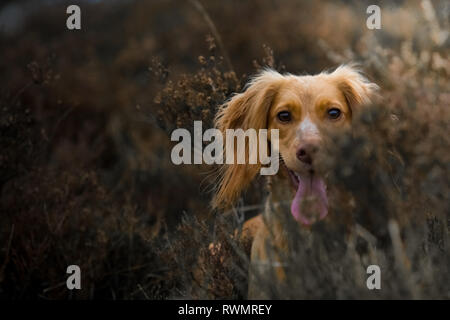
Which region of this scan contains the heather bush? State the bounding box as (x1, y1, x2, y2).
(0, 0, 448, 299)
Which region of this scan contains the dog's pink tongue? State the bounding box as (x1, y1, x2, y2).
(290, 175, 328, 225)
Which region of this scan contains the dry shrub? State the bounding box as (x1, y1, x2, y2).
(152, 36, 241, 133)
(0, 0, 448, 299)
(155, 213, 249, 299)
(151, 0, 449, 299)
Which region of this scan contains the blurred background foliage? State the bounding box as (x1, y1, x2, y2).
(0, 0, 448, 299)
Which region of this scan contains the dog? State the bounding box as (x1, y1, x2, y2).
(212, 64, 378, 298)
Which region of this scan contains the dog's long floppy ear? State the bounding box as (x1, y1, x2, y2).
(212, 69, 284, 209)
(330, 64, 379, 112)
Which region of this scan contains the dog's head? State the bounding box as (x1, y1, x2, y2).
(213, 64, 378, 224)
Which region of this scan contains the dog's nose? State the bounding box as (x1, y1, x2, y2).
(296, 144, 318, 164)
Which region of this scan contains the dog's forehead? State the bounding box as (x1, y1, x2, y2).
(294, 74, 336, 90)
(278, 74, 342, 102)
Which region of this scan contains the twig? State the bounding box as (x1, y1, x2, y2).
(388, 219, 419, 299)
(137, 284, 150, 300)
(355, 223, 377, 247)
(42, 281, 66, 294)
(189, 0, 234, 72)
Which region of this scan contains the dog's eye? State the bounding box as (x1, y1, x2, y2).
(277, 111, 291, 122)
(327, 108, 341, 120)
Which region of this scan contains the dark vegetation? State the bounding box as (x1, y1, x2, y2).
(0, 0, 448, 299)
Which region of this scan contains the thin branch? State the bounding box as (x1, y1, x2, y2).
(189, 0, 234, 72)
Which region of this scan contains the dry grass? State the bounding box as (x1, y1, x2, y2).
(0, 0, 448, 299)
